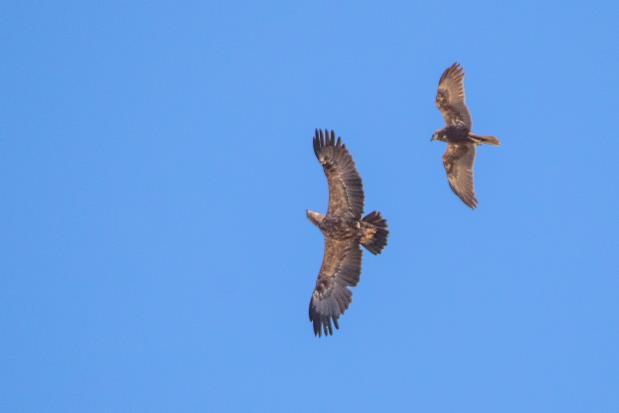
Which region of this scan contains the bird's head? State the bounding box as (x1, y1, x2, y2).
(431, 130, 446, 142)
(306, 209, 325, 227)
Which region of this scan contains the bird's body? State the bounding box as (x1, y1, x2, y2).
(433, 124, 470, 144)
(309, 212, 360, 241)
(307, 130, 388, 337)
(432, 63, 500, 209)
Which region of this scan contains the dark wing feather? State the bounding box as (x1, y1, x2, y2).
(313, 129, 364, 219)
(442, 143, 478, 209)
(435, 63, 472, 129)
(309, 238, 362, 337)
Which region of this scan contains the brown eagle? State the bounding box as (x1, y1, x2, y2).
(432, 63, 501, 209)
(307, 129, 388, 337)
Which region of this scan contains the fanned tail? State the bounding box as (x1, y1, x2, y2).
(360, 211, 389, 255)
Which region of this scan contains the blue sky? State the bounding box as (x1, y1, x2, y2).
(1, 1, 618, 412)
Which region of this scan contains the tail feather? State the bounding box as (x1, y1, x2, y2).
(469, 133, 500, 146)
(360, 211, 388, 255)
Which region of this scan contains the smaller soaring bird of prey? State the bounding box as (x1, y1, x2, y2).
(307, 129, 389, 337)
(431, 63, 501, 209)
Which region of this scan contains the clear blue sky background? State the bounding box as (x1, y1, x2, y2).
(1, 1, 617, 412)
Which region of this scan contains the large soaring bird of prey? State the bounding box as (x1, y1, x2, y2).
(431, 63, 501, 209)
(307, 129, 389, 337)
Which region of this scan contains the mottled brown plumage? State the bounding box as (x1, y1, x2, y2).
(307, 129, 388, 337)
(432, 63, 501, 209)
(436, 63, 472, 129)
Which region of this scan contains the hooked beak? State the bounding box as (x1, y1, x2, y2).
(306, 209, 323, 227)
(306, 209, 318, 220)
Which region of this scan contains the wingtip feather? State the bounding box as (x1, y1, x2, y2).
(440, 62, 465, 84)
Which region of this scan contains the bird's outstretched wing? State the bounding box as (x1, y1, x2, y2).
(442, 142, 478, 209)
(313, 129, 364, 219)
(436, 63, 472, 129)
(309, 238, 362, 336)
